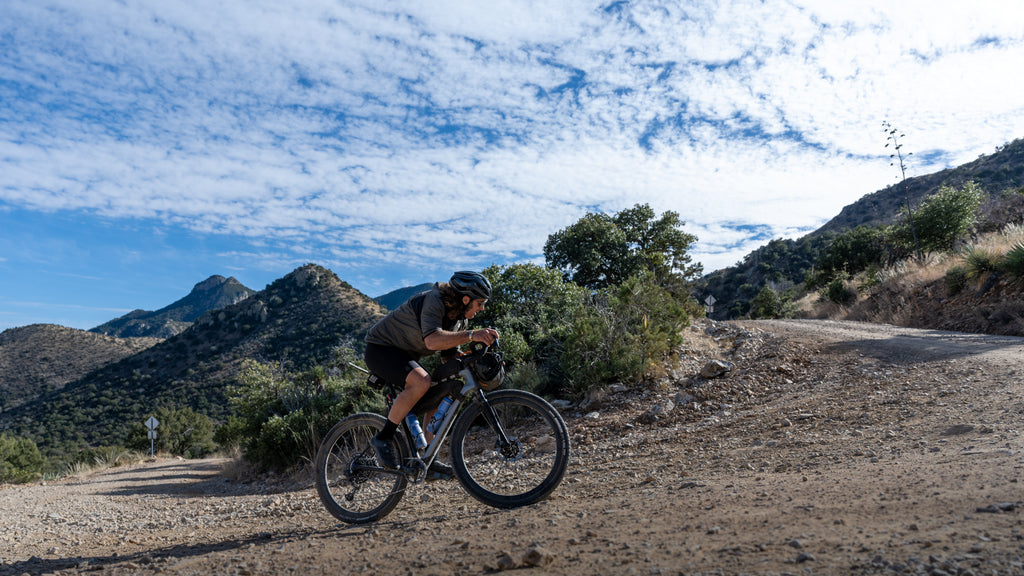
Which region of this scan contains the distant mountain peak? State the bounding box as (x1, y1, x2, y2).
(90, 274, 257, 338)
(193, 275, 231, 291)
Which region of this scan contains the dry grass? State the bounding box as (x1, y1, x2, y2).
(805, 223, 1024, 336)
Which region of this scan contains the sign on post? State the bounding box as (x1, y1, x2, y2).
(704, 294, 716, 314)
(145, 417, 160, 457)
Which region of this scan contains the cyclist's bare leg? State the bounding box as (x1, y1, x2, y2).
(386, 367, 431, 425)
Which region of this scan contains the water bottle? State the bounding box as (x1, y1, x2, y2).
(426, 396, 454, 435)
(405, 413, 427, 450)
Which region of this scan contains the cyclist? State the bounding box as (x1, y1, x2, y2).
(364, 271, 499, 478)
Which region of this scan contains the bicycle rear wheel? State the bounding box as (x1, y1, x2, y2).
(450, 389, 570, 508)
(314, 413, 408, 524)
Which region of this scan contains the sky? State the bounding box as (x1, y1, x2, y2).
(2, 0, 1024, 331)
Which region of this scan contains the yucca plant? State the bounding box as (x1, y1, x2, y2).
(999, 242, 1024, 288)
(961, 247, 1001, 283)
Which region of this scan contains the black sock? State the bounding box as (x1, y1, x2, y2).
(377, 419, 399, 441)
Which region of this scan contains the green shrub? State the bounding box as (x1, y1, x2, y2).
(999, 242, 1024, 288)
(479, 263, 586, 392)
(894, 181, 987, 253)
(226, 360, 381, 471)
(810, 225, 890, 288)
(821, 277, 857, 305)
(749, 286, 784, 319)
(0, 434, 45, 484)
(561, 273, 689, 395)
(945, 265, 970, 296)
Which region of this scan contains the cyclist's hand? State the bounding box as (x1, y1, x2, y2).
(470, 328, 499, 346)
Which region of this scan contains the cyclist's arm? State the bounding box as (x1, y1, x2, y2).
(424, 328, 496, 350)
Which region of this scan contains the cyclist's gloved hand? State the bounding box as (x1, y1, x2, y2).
(470, 328, 499, 346)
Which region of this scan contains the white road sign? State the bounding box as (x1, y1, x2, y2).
(145, 417, 159, 430)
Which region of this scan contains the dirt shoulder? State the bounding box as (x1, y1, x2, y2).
(2, 319, 1023, 576)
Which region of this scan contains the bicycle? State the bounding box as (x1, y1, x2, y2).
(314, 342, 571, 524)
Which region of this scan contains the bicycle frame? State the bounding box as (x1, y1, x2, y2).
(391, 366, 512, 481)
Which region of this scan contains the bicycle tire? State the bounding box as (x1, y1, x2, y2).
(314, 413, 409, 524)
(450, 389, 570, 508)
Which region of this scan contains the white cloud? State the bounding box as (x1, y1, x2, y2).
(2, 0, 1023, 292)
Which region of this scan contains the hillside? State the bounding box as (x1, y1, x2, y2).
(90, 275, 255, 338)
(698, 137, 1024, 319)
(815, 137, 1024, 236)
(0, 264, 385, 461)
(375, 282, 433, 310)
(0, 325, 160, 414)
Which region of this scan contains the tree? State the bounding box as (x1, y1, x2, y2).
(749, 286, 783, 319)
(543, 213, 633, 289)
(544, 204, 702, 290)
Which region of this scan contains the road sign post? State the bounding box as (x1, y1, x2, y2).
(145, 417, 160, 457)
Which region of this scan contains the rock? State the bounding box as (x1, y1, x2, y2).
(976, 502, 1017, 513)
(674, 392, 697, 405)
(495, 552, 517, 571)
(940, 424, 975, 436)
(701, 360, 734, 379)
(521, 547, 555, 567)
(580, 389, 607, 411)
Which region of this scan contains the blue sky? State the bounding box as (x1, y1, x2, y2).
(3, 1, 1024, 331)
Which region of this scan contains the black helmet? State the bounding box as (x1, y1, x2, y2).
(449, 271, 491, 300)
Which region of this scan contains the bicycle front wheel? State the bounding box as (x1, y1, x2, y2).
(314, 413, 408, 524)
(450, 389, 570, 508)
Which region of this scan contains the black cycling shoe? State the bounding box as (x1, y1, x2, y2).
(370, 435, 399, 469)
(426, 460, 454, 481)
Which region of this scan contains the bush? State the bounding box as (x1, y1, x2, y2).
(810, 225, 890, 288)
(945, 265, 970, 296)
(0, 434, 44, 484)
(479, 263, 586, 393)
(895, 181, 986, 253)
(561, 273, 690, 394)
(749, 286, 784, 319)
(821, 277, 857, 305)
(226, 360, 381, 471)
(999, 242, 1024, 288)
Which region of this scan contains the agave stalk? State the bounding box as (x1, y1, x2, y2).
(883, 121, 923, 261)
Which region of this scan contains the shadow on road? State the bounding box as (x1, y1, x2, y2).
(0, 525, 348, 576)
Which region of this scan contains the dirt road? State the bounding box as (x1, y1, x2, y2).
(2, 319, 1023, 575)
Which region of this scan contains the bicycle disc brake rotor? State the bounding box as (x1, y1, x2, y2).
(495, 437, 523, 461)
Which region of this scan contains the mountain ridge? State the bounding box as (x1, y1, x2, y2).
(0, 264, 385, 460)
(90, 275, 256, 338)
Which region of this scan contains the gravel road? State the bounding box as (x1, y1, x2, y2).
(3, 319, 1023, 575)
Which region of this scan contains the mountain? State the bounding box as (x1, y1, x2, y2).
(0, 325, 160, 414)
(91, 275, 256, 338)
(697, 138, 1024, 319)
(375, 282, 433, 310)
(0, 264, 386, 461)
(813, 137, 1024, 237)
